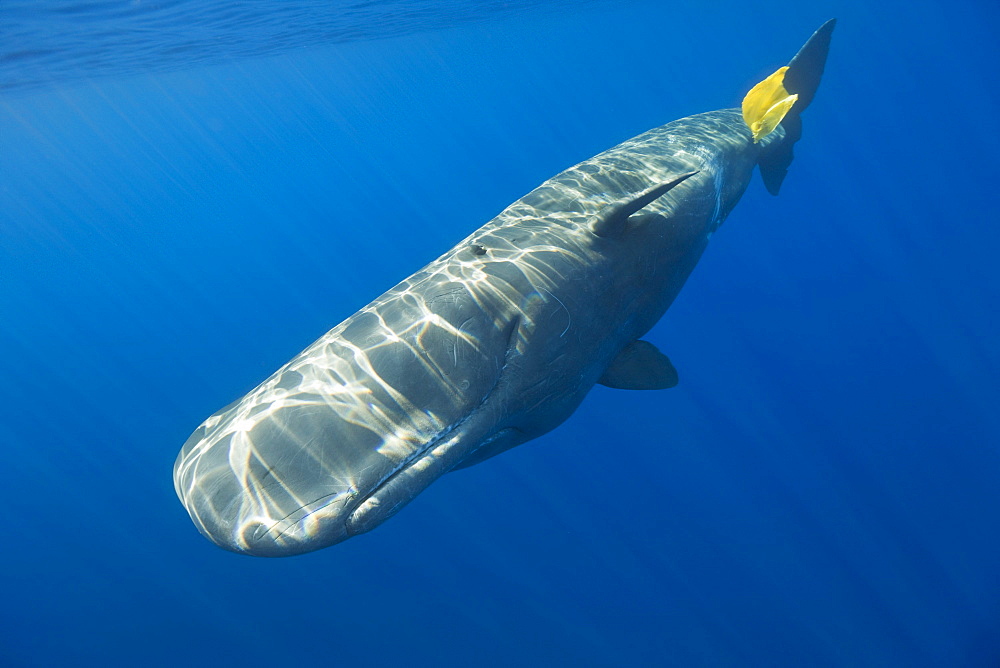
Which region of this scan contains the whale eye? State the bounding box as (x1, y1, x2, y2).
(470, 244, 487, 256)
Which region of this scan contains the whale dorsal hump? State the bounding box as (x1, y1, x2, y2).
(598, 340, 678, 390)
(589, 171, 698, 239)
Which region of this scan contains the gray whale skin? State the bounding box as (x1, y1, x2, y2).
(174, 20, 835, 556)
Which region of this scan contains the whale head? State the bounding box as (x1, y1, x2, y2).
(173, 386, 519, 557)
(172, 400, 387, 556)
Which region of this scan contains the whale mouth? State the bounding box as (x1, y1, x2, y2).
(345, 427, 490, 536)
(239, 418, 524, 555)
(345, 426, 521, 537)
(339, 318, 525, 540)
(246, 423, 503, 556)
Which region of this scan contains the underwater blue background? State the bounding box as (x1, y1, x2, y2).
(2, 0, 999, 665)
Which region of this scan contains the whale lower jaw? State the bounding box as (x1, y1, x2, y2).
(347, 426, 521, 536)
(244, 423, 521, 557)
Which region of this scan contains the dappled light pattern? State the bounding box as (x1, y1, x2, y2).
(174, 109, 774, 556)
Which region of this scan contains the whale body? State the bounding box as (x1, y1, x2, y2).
(174, 20, 835, 556)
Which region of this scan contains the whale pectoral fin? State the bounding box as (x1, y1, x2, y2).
(589, 172, 698, 238)
(598, 340, 678, 390)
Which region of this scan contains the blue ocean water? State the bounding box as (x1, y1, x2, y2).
(2, 0, 999, 665)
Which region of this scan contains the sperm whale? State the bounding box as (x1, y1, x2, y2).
(174, 20, 835, 556)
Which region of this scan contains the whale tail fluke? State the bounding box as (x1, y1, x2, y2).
(783, 18, 837, 115)
(748, 18, 836, 195)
